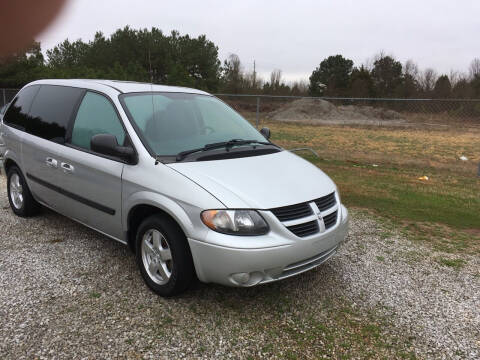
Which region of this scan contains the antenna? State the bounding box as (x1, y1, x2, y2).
(148, 48, 153, 83)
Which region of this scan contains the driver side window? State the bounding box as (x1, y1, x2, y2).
(71, 92, 125, 150)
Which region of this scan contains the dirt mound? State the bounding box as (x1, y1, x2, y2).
(269, 98, 404, 126)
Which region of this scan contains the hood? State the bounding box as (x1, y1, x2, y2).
(167, 150, 336, 209)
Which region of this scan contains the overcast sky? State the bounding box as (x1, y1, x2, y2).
(37, 0, 480, 82)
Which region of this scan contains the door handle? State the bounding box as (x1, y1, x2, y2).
(60, 162, 74, 174)
(45, 157, 58, 168)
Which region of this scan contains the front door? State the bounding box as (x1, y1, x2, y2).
(55, 91, 127, 240)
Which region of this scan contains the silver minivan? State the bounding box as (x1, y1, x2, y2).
(1, 79, 349, 296)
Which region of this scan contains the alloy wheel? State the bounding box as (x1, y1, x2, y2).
(141, 229, 173, 285)
(9, 173, 24, 210)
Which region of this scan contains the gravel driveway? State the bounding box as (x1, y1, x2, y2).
(0, 175, 478, 359)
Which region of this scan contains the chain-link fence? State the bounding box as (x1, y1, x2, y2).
(3, 88, 480, 128)
(215, 94, 480, 128)
(0, 89, 19, 109)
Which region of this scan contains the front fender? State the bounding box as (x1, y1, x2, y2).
(123, 191, 197, 238)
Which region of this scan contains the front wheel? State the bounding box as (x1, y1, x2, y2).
(135, 214, 195, 297)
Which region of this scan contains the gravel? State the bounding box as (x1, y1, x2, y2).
(342, 217, 480, 359)
(0, 175, 479, 359)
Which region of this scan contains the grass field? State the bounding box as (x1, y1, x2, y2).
(256, 119, 480, 256)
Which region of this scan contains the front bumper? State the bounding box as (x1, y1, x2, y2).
(188, 204, 349, 286)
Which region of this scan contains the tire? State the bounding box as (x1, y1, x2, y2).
(7, 165, 40, 217)
(135, 214, 194, 297)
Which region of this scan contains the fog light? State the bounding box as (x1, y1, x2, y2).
(231, 272, 250, 284)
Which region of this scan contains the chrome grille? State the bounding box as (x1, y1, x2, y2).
(314, 192, 336, 211)
(270, 202, 312, 222)
(286, 220, 319, 238)
(270, 192, 338, 238)
(323, 210, 337, 229)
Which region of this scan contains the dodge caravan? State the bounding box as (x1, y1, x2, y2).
(1, 79, 349, 296)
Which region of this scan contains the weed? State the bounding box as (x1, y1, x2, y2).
(436, 257, 466, 269)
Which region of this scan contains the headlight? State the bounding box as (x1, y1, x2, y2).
(201, 210, 269, 235)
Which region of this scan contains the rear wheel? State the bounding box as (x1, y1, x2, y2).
(135, 214, 194, 297)
(7, 166, 40, 217)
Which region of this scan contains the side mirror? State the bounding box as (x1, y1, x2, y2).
(260, 127, 271, 140)
(91, 134, 136, 163)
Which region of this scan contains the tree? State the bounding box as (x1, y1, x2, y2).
(419, 68, 438, 95)
(452, 78, 473, 98)
(433, 75, 452, 98)
(269, 69, 282, 90)
(469, 58, 480, 80)
(404, 59, 419, 80)
(0, 41, 46, 87)
(349, 66, 374, 97)
(47, 39, 89, 68)
(243, 70, 263, 93)
(371, 55, 403, 97)
(42, 27, 222, 91)
(263, 69, 291, 95)
(221, 54, 244, 93)
(290, 80, 309, 95)
(471, 75, 480, 98)
(309, 55, 353, 96)
(397, 60, 420, 98)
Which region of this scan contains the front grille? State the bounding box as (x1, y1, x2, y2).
(270, 202, 313, 222)
(286, 220, 319, 238)
(314, 192, 336, 211)
(323, 211, 337, 229)
(270, 192, 338, 238)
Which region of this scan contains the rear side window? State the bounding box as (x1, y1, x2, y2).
(3, 85, 40, 129)
(71, 92, 125, 150)
(28, 85, 84, 142)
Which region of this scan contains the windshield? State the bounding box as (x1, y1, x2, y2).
(120, 92, 267, 156)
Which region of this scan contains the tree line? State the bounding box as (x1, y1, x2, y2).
(308, 53, 480, 99)
(1, 26, 479, 99)
(224, 52, 480, 99)
(0, 27, 221, 91)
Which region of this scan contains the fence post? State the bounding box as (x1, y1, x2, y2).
(256, 96, 260, 129)
(2, 89, 5, 107)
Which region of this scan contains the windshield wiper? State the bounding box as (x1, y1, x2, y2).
(175, 139, 275, 161)
(204, 139, 273, 150)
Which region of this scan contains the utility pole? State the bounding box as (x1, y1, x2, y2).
(253, 60, 256, 89)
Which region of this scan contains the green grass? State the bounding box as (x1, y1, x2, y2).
(436, 257, 467, 269)
(315, 158, 480, 254)
(306, 156, 480, 229)
(89, 291, 101, 299)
